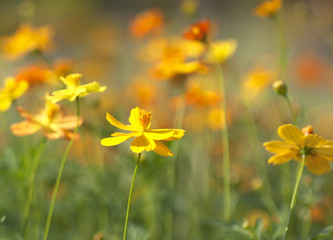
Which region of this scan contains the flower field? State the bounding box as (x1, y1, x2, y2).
(1, 0, 333, 239)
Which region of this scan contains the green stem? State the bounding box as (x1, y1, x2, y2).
(123, 153, 141, 240)
(284, 95, 296, 125)
(273, 14, 287, 82)
(43, 97, 80, 240)
(209, 43, 231, 222)
(23, 138, 47, 237)
(283, 153, 306, 240)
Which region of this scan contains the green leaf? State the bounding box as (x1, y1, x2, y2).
(307, 226, 333, 240)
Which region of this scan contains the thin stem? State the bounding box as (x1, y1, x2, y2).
(273, 14, 288, 82)
(283, 153, 306, 240)
(209, 43, 231, 222)
(123, 153, 141, 240)
(284, 95, 296, 125)
(23, 138, 47, 237)
(43, 97, 80, 240)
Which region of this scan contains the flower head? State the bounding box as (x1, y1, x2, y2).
(48, 73, 106, 103)
(263, 124, 333, 175)
(183, 19, 210, 42)
(11, 98, 83, 139)
(2, 24, 53, 60)
(206, 40, 237, 63)
(130, 8, 163, 39)
(254, 0, 282, 18)
(0, 77, 28, 112)
(101, 107, 185, 156)
(15, 64, 53, 86)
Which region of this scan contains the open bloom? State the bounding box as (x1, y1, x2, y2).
(11, 98, 83, 139)
(2, 24, 53, 60)
(15, 64, 53, 86)
(183, 19, 210, 42)
(206, 40, 237, 63)
(48, 73, 106, 103)
(254, 0, 282, 17)
(0, 77, 28, 112)
(263, 124, 333, 175)
(101, 107, 185, 156)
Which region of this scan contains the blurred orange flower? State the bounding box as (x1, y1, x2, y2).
(15, 65, 53, 86)
(2, 24, 53, 60)
(11, 98, 83, 139)
(130, 8, 163, 39)
(0, 77, 28, 112)
(53, 59, 75, 77)
(254, 0, 282, 17)
(183, 19, 210, 42)
(101, 107, 185, 156)
(185, 82, 220, 107)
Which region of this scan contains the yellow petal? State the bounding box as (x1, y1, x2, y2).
(11, 121, 41, 136)
(263, 140, 298, 154)
(48, 89, 76, 103)
(0, 97, 12, 112)
(153, 141, 174, 157)
(81, 81, 106, 93)
(267, 150, 297, 164)
(164, 129, 186, 141)
(130, 134, 156, 153)
(145, 129, 178, 140)
(100, 135, 132, 146)
(111, 132, 141, 137)
(106, 112, 137, 131)
(314, 145, 333, 160)
(305, 155, 330, 175)
(128, 107, 141, 128)
(277, 124, 303, 145)
(303, 134, 326, 148)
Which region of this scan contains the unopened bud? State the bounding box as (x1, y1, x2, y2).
(302, 125, 314, 135)
(273, 80, 287, 96)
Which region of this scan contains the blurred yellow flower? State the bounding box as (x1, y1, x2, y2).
(185, 82, 220, 107)
(48, 73, 106, 103)
(254, 0, 282, 18)
(11, 98, 83, 139)
(101, 107, 185, 156)
(242, 67, 276, 100)
(207, 40, 237, 63)
(150, 44, 208, 80)
(2, 24, 53, 60)
(0, 77, 28, 112)
(263, 124, 333, 175)
(208, 108, 232, 130)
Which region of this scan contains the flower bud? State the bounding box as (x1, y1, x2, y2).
(273, 80, 287, 96)
(302, 125, 314, 135)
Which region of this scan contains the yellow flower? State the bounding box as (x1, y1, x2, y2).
(254, 0, 282, 18)
(263, 124, 333, 175)
(2, 24, 53, 60)
(48, 73, 106, 103)
(11, 98, 83, 139)
(242, 67, 276, 100)
(206, 40, 237, 63)
(0, 77, 28, 112)
(101, 107, 185, 156)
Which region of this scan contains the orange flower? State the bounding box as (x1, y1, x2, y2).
(254, 0, 282, 17)
(183, 19, 210, 42)
(15, 65, 53, 86)
(11, 98, 82, 140)
(130, 8, 163, 39)
(185, 82, 219, 107)
(53, 59, 75, 77)
(2, 24, 53, 60)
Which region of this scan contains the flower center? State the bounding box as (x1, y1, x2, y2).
(139, 109, 152, 130)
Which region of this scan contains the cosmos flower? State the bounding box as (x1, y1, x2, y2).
(183, 19, 210, 42)
(2, 24, 53, 60)
(48, 73, 106, 103)
(206, 40, 237, 63)
(254, 0, 282, 18)
(11, 98, 82, 139)
(15, 64, 53, 86)
(0, 77, 28, 112)
(263, 124, 333, 175)
(130, 8, 163, 39)
(101, 107, 185, 156)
